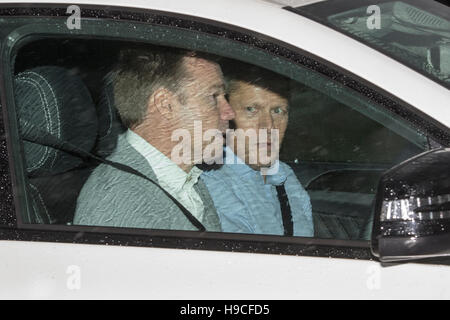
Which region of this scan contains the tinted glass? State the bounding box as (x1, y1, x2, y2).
(2, 15, 430, 243)
(292, 0, 450, 89)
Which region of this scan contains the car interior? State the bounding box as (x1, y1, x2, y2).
(12, 37, 428, 240)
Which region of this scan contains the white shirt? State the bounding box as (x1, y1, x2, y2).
(125, 129, 205, 222)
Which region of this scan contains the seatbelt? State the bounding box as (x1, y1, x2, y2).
(19, 119, 207, 232)
(276, 184, 293, 236)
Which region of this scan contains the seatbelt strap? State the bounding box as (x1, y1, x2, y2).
(19, 119, 207, 232)
(276, 184, 294, 236)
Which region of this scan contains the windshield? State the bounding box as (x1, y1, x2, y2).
(290, 0, 450, 89)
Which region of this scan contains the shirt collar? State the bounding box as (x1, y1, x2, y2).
(125, 129, 202, 191)
(224, 146, 287, 186)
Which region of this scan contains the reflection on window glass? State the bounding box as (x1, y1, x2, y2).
(12, 35, 427, 241)
(298, 0, 450, 88)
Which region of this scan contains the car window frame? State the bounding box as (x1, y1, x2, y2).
(0, 3, 449, 262)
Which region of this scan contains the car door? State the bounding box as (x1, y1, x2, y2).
(0, 1, 449, 299)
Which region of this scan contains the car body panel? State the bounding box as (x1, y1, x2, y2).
(1, 240, 449, 299)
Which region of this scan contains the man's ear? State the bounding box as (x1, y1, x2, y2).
(148, 87, 174, 120)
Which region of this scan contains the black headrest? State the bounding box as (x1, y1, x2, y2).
(15, 66, 98, 176)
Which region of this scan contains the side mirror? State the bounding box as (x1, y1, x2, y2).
(371, 148, 450, 263)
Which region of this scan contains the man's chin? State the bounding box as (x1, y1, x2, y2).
(251, 159, 278, 172)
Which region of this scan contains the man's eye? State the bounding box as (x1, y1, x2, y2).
(273, 107, 285, 114)
(246, 106, 257, 113)
(209, 94, 219, 106)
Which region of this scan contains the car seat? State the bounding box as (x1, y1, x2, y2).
(14, 66, 121, 224)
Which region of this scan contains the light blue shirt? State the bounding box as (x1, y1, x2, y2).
(201, 147, 313, 237)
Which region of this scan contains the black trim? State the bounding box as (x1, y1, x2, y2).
(378, 233, 450, 263)
(0, 224, 373, 261)
(0, 61, 16, 228)
(0, 3, 448, 261)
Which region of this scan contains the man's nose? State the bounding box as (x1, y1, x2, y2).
(219, 98, 235, 121)
(259, 112, 274, 130)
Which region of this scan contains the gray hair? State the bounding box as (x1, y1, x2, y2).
(111, 46, 194, 128)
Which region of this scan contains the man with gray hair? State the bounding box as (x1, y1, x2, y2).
(74, 46, 235, 231)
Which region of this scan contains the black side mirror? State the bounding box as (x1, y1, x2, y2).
(371, 148, 450, 263)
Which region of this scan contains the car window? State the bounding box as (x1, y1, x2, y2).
(0, 7, 440, 252)
(291, 0, 450, 89)
(281, 74, 427, 240)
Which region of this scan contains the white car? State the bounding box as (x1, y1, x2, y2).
(0, 0, 449, 300)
